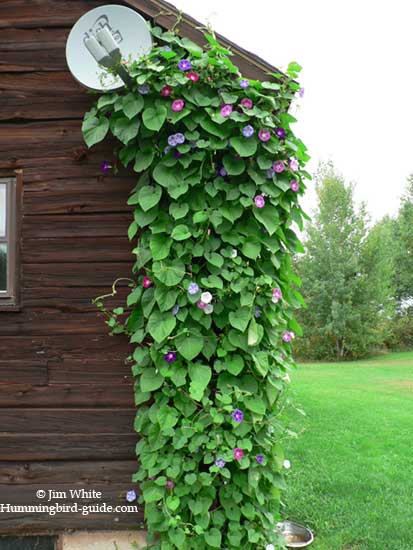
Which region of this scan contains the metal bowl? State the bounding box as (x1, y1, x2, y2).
(276, 520, 314, 548)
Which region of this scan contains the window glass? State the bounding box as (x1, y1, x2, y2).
(0, 243, 7, 292)
(0, 183, 6, 237)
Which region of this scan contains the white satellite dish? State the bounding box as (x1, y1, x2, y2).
(66, 4, 152, 92)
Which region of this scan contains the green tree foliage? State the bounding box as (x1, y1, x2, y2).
(297, 163, 387, 359)
(393, 175, 413, 304)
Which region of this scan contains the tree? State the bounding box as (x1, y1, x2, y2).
(297, 162, 387, 359)
(393, 175, 413, 306)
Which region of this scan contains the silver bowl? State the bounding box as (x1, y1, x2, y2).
(277, 520, 314, 548)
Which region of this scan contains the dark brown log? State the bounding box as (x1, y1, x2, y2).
(0, 310, 110, 336)
(0, 409, 135, 434)
(0, 1, 102, 28)
(0, 460, 137, 485)
(0, 335, 131, 362)
(0, 383, 134, 408)
(22, 237, 132, 263)
(0, 434, 137, 460)
(48, 358, 132, 385)
(0, 361, 48, 385)
(22, 214, 131, 238)
(0, 28, 68, 51)
(21, 286, 129, 312)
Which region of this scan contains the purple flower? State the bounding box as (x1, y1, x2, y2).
(173, 150, 182, 159)
(172, 99, 185, 112)
(221, 104, 233, 118)
(166, 479, 175, 489)
(164, 351, 177, 363)
(272, 288, 283, 303)
(273, 160, 285, 173)
(175, 133, 185, 144)
(256, 455, 264, 465)
(138, 83, 150, 95)
(126, 490, 137, 502)
(289, 158, 299, 171)
(254, 195, 266, 208)
(275, 127, 286, 139)
(217, 166, 227, 177)
(298, 87, 305, 98)
(233, 448, 243, 461)
(242, 125, 254, 138)
(188, 282, 199, 295)
(231, 409, 244, 423)
(254, 306, 262, 318)
(266, 168, 275, 179)
(258, 129, 271, 142)
(282, 330, 293, 343)
(239, 79, 250, 88)
(240, 98, 253, 109)
(178, 59, 192, 71)
(172, 304, 180, 316)
(215, 458, 226, 468)
(162, 46, 172, 52)
(101, 160, 111, 174)
(290, 179, 300, 192)
(168, 135, 178, 147)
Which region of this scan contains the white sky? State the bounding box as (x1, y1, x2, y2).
(169, 0, 413, 221)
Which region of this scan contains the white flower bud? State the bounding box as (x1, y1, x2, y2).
(204, 304, 214, 315)
(283, 459, 291, 469)
(230, 248, 238, 258)
(201, 291, 212, 304)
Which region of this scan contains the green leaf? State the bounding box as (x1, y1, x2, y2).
(229, 307, 251, 332)
(176, 331, 204, 361)
(189, 363, 212, 401)
(82, 115, 109, 147)
(150, 234, 172, 261)
(140, 368, 164, 392)
(147, 310, 176, 343)
(230, 136, 258, 157)
(138, 185, 162, 211)
(171, 224, 191, 241)
(134, 149, 155, 172)
(205, 252, 224, 268)
(153, 162, 179, 187)
(253, 205, 280, 235)
(166, 495, 180, 511)
(248, 318, 264, 346)
(199, 117, 231, 139)
(262, 81, 281, 90)
(181, 37, 203, 57)
(245, 397, 266, 415)
(227, 354, 244, 375)
(169, 203, 189, 220)
(155, 286, 178, 312)
(201, 275, 223, 289)
(142, 104, 167, 131)
(204, 528, 222, 548)
(242, 239, 261, 260)
(112, 116, 140, 144)
(143, 484, 164, 503)
(123, 93, 144, 119)
(223, 155, 246, 176)
(153, 260, 185, 286)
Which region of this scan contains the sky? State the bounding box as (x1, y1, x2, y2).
(169, 0, 413, 222)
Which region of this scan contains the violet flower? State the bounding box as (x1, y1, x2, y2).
(178, 59, 192, 71)
(254, 195, 266, 208)
(164, 351, 177, 363)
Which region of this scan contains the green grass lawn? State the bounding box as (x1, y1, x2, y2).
(283, 351, 413, 550)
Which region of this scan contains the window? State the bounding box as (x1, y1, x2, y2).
(0, 171, 22, 309)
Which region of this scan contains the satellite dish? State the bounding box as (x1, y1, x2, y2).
(66, 4, 152, 92)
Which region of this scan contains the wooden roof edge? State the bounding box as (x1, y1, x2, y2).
(123, 0, 286, 81)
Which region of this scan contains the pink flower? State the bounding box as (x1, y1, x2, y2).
(186, 72, 199, 82)
(272, 288, 283, 303)
(240, 98, 253, 109)
(233, 448, 243, 461)
(273, 160, 285, 173)
(166, 479, 175, 489)
(142, 276, 152, 289)
(289, 158, 299, 171)
(282, 330, 293, 343)
(221, 104, 233, 117)
(254, 195, 266, 208)
(197, 300, 206, 310)
(258, 129, 271, 142)
(161, 85, 173, 97)
(172, 99, 185, 112)
(290, 180, 300, 192)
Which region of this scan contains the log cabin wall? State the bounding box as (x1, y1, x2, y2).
(0, 0, 142, 534)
